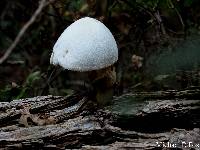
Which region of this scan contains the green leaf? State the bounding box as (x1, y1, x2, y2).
(25, 71, 41, 85)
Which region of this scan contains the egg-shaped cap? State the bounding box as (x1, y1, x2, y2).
(50, 17, 118, 71)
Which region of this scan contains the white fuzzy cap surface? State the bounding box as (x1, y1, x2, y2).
(50, 17, 118, 71)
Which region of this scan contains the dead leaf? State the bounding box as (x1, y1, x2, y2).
(131, 54, 143, 69)
(19, 105, 31, 127)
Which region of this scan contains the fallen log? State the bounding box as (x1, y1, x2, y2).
(111, 94, 200, 132)
(0, 89, 199, 149)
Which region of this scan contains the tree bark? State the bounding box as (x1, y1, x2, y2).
(0, 89, 200, 149)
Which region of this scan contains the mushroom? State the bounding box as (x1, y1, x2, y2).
(50, 17, 118, 106)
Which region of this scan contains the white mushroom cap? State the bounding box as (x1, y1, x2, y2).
(50, 17, 118, 71)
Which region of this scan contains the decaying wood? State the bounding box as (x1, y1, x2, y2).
(0, 89, 200, 149)
(112, 95, 200, 131)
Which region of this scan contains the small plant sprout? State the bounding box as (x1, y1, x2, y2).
(50, 17, 118, 106)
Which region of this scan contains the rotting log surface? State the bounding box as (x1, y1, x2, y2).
(0, 89, 200, 149)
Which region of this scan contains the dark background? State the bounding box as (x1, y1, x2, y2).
(0, 0, 200, 101)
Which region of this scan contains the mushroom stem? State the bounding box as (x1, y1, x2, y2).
(88, 66, 116, 106)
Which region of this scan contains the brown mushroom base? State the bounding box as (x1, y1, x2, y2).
(88, 66, 116, 107)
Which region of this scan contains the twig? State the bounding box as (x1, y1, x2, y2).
(174, 8, 185, 29)
(167, 0, 185, 31)
(154, 10, 167, 35)
(0, 0, 52, 64)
